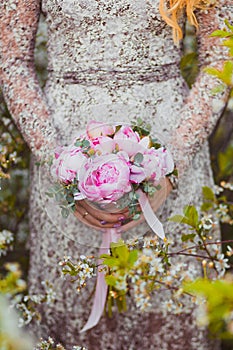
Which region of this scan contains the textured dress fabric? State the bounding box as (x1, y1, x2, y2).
(0, 0, 232, 349)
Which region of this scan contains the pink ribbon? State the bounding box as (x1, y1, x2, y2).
(81, 190, 164, 332)
(80, 228, 121, 333)
(137, 189, 165, 240)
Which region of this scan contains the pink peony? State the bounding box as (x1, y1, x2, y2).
(77, 152, 132, 203)
(51, 145, 87, 183)
(113, 126, 152, 157)
(130, 147, 174, 184)
(86, 120, 115, 139)
(89, 136, 116, 155)
(114, 125, 140, 143)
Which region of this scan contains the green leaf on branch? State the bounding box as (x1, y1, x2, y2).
(184, 278, 233, 339)
(181, 233, 196, 242)
(183, 205, 199, 228)
(210, 30, 232, 38)
(205, 61, 233, 87)
(169, 214, 190, 225)
(100, 240, 138, 272)
(105, 275, 117, 287)
(169, 205, 199, 229)
(201, 202, 214, 212)
(61, 207, 69, 218)
(202, 186, 216, 201)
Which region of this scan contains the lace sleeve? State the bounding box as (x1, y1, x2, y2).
(0, 0, 55, 159)
(170, 0, 232, 176)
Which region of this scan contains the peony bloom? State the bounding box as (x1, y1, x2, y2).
(113, 126, 153, 157)
(130, 147, 174, 184)
(114, 125, 140, 143)
(51, 145, 87, 183)
(89, 136, 116, 155)
(77, 152, 132, 203)
(86, 120, 115, 139)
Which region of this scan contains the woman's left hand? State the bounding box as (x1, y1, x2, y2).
(74, 177, 173, 231)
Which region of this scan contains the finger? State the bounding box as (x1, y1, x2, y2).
(120, 214, 145, 232)
(74, 205, 123, 229)
(77, 200, 130, 223)
(74, 210, 105, 231)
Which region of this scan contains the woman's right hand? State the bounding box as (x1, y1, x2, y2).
(74, 177, 172, 232)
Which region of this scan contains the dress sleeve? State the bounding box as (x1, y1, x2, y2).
(0, 0, 56, 159)
(170, 0, 232, 176)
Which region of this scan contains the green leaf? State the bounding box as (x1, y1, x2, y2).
(74, 140, 82, 147)
(180, 52, 199, 88)
(45, 191, 54, 198)
(82, 140, 90, 148)
(110, 240, 129, 265)
(202, 186, 216, 201)
(183, 205, 199, 228)
(181, 233, 196, 242)
(133, 213, 141, 220)
(205, 61, 233, 86)
(201, 202, 213, 212)
(105, 275, 117, 287)
(210, 29, 232, 38)
(218, 145, 233, 179)
(170, 207, 199, 228)
(169, 214, 190, 225)
(151, 138, 162, 149)
(134, 152, 144, 165)
(115, 125, 122, 133)
(225, 19, 233, 32)
(100, 253, 112, 259)
(61, 207, 69, 218)
(128, 250, 138, 266)
(101, 257, 119, 268)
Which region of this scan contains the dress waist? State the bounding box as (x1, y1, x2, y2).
(47, 63, 181, 86)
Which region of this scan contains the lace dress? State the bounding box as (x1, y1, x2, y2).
(0, 0, 232, 349)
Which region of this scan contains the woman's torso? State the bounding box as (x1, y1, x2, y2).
(41, 0, 188, 143)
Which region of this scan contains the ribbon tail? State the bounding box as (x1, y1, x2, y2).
(137, 189, 165, 240)
(80, 228, 121, 332)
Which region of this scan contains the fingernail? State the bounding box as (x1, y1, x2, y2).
(118, 216, 125, 221)
(100, 220, 107, 225)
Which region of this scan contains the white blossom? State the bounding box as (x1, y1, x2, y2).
(213, 185, 224, 195)
(215, 253, 230, 277)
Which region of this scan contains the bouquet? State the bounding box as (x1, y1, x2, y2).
(51, 119, 175, 236)
(50, 119, 176, 331)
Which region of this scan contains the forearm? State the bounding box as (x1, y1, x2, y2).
(0, 0, 56, 159)
(1, 61, 56, 158)
(170, 0, 232, 175)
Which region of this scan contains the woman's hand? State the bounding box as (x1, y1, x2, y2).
(74, 177, 173, 232)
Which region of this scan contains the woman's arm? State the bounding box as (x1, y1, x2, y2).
(0, 0, 55, 159)
(170, 0, 232, 176)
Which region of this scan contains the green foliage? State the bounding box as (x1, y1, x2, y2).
(201, 186, 216, 211)
(101, 240, 138, 273)
(205, 61, 233, 87)
(131, 117, 152, 136)
(207, 20, 233, 95)
(184, 277, 233, 339)
(217, 144, 233, 179)
(180, 52, 199, 88)
(169, 205, 199, 229)
(101, 240, 138, 315)
(0, 263, 26, 296)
